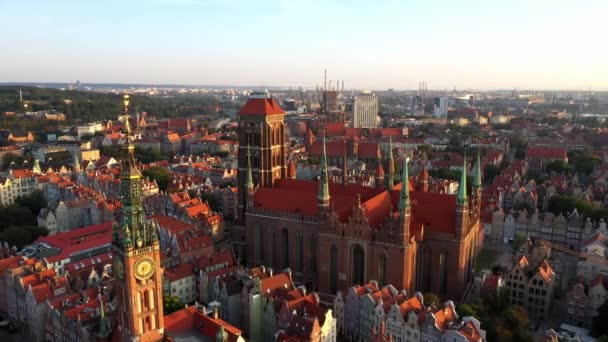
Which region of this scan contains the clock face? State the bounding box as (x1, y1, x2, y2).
(134, 257, 156, 280)
(115, 259, 124, 279)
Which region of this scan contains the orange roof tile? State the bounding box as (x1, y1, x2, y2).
(238, 98, 285, 116)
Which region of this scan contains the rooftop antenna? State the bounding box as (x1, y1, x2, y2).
(324, 69, 327, 91)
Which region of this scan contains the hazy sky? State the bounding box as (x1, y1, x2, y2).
(1, 0, 607, 90)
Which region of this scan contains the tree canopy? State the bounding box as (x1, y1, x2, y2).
(142, 166, 172, 191)
(592, 299, 608, 337)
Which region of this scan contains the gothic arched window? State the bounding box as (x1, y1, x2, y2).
(282, 228, 289, 268)
(378, 254, 387, 286)
(352, 244, 365, 285)
(330, 244, 338, 293)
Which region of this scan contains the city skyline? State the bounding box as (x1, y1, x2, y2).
(1, 0, 607, 90)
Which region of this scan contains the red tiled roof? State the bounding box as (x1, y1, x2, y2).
(459, 321, 483, 342)
(358, 142, 380, 159)
(260, 272, 295, 297)
(309, 140, 346, 158)
(527, 147, 567, 159)
(433, 305, 457, 331)
(398, 295, 424, 317)
(165, 263, 195, 282)
(36, 222, 112, 263)
(253, 178, 383, 220)
(322, 123, 346, 137)
(238, 98, 285, 116)
(165, 306, 196, 332)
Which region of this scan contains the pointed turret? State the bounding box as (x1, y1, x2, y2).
(97, 295, 111, 338)
(420, 164, 429, 192)
(399, 152, 411, 212)
(375, 158, 385, 188)
(287, 158, 297, 179)
(73, 154, 81, 172)
(32, 159, 41, 174)
(473, 149, 482, 191)
(305, 127, 315, 148)
(387, 137, 395, 191)
(456, 152, 469, 239)
(246, 146, 254, 191)
(398, 149, 411, 246)
(318, 137, 331, 215)
(457, 153, 468, 206)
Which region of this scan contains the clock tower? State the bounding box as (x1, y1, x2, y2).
(112, 94, 164, 342)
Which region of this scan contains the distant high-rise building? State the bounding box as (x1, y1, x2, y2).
(353, 91, 378, 128)
(433, 96, 448, 118)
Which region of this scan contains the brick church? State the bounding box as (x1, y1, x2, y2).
(237, 92, 483, 300)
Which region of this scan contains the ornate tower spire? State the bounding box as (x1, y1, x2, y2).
(399, 149, 411, 213)
(456, 151, 469, 240)
(32, 159, 41, 174)
(73, 154, 81, 172)
(375, 158, 385, 188)
(387, 137, 395, 191)
(457, 151, 468, 207)
(473, 149, 482, 190)
(287, 158, 297, 179)
(421, 164, 429, 192)
(245, 145, 254, 191)
(398, 146, 411, 246)
(97, 294, 110, 338)
(318, 137, 331, 213)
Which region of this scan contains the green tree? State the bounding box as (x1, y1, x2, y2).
(422, 292, 441, 308)
(162, 294, 185, 315)
(592, 299, 608, 337)
(456, 303, 477, 317)
(14, 190, 45, 215)
(199, 192, 221, 212)
(0, 225, 48, 249)
(484, 165, 500, 184)
(546, 160, 570, 174)
(135, 147, 167, 164)
(142, 166, 172, 191)
(2, 152, 25, 168)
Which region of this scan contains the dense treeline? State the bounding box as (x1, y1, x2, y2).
(0, 191, 49, 248)
(0, 86, 240, 125)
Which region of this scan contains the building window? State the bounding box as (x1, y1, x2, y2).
(296, 232, 303, 272)
(330, 244, 338, 293)
(282, 228, 289, 269)
(311, 235, 317, 273)
(352, 244, 365, 285)
(378, 254, 387, 286)
(255, 224, 262, 264)
(270, 231, 276, 266)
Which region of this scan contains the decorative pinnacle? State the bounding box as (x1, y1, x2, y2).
(474, 149, 482, 189)
(399, 145, 410, 211)
(245, 145, 253, 189)
(387, 137, 395, 191)
(317, 136, 330, 203)
(458, 151, 468, 205)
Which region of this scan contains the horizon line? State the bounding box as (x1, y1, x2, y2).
(1, 82, 606, 93)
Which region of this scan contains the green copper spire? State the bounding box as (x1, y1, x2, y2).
(474, 149, 482, 189)
(399, 147, 410, 211)
(387, 137, 395, 191)
(32, 159, 41, 174)
(73, 153, 81, 171)
(97, 295, 110, 338)
(245, 145, 253, 190)
(458, 151, 468, 206)
(317, 137, 330, 204)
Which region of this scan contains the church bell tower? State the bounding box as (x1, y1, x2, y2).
(112, 94, 164, 342)
(237, 91, 287, 224)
